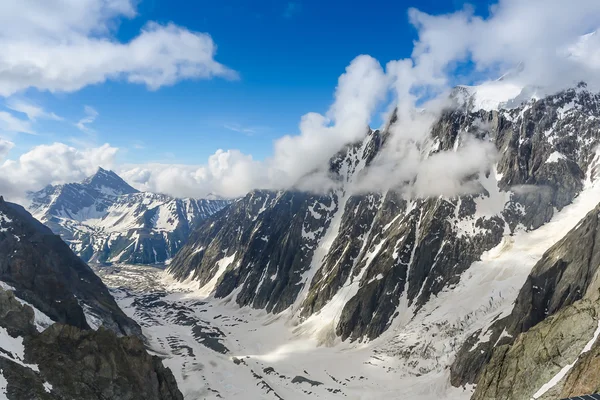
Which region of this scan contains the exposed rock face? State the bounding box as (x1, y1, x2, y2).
(0, 196, 183, 399)
(451, 202, 600, 391)
(0, 288, 183, 400)
(471, 300, 600, 400)
(28, 168, 229, 265)
(0, 197, 139, 336)
(169, 85, 600, 346)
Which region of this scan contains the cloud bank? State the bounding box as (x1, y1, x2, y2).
(0, 0, 237, 96)
(2, 0, 600, 202)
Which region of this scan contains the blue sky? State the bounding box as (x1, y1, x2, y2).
(3, 0, 492, 165)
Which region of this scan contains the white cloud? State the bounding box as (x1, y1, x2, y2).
(75, 106, 99, 133)
(3, 0, 600, 202)
(0, 142, 118, 203)
(0, 0, 237, 96)
(223, 124, 256, 135)
(5, 98, 63, 122)
(0, 139, 14, 161)
(0, 111, 36, 135)
(120, 149, 267, 198)
(268, 55, 388, 188)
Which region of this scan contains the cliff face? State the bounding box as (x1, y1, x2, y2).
(0, 288, 183, 400)
(0, 195, 184, 399)
(0, 197, 139, 336)
(452, 202, 600, 399)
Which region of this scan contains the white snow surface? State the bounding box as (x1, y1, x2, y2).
(81, 304, 104, 330)
(546, 151, 567, 163)
(0, 370, 6, 398)
(459, 81, 526, 111)
(0, 326, 39, 372)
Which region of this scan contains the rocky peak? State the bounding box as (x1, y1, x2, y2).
(82, 167, 139, 196)
(25, 169, 230, 265)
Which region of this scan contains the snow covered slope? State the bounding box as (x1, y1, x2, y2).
(28, 168, 229, 264)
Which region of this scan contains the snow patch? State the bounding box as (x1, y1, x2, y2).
(195, 253, 237, 297)
(546, 151, 566, 164)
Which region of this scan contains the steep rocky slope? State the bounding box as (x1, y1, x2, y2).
(452, 201, 600, 399)
(0, 288, 183, 400)
(28, 168, 229, 264)
(168, 84, 600, 343)
(0, 196, 138, 335)
(0, 197, 183, 399)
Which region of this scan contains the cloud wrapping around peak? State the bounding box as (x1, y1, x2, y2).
(3, 0, 600, 201)
(0, 0, 237, 96)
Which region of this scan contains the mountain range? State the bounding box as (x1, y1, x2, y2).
(158, 83, 600, 398)
(27, 168, 229, 265)
(4, 84, 600, 399)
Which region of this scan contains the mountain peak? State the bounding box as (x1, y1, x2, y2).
(82, 167, 138, 196)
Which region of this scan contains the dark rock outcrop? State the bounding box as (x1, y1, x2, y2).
(451, 202, 600, 390)
(0, 288, 183, 400)
(0, 197, 139, 336)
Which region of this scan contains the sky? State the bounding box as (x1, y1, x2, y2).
(1, 0, 600, 202)
(1, 0, 492, 164)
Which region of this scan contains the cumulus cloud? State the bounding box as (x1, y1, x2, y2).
(0, 139, 14, 162)
(120, 150, 267, 198)
(0, 0, 237, 96)
(3, 0, 600, 201)
(0, 143, 118, 203)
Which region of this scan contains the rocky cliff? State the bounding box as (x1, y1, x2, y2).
(0, 196, 183, 400)
(0, 196, 138, 336)
(452, 201, 600, 399)
(0, 288, 183, 400)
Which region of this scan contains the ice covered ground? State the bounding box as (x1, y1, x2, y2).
(95, 178, 600, 400)
(96, 264, 474, 400)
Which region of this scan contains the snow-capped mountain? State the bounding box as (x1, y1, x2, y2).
(132, 84, 600, 399)
(0, 196, 183, 400)
(28, 168, 230, 264)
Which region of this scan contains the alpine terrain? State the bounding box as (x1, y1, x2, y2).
(0, 196, 183, 399)
(71, 83, 600, 399)
(3, 1, 600, 399)
(27, 168, 229, 265)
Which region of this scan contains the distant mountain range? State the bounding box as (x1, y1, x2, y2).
(27, 168, 229, 265)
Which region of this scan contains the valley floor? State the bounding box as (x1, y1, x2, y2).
(95, 264, 475, 400)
